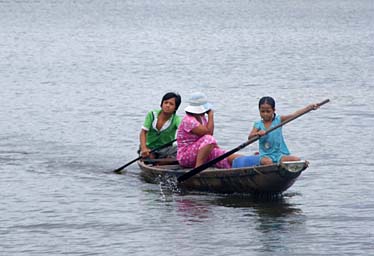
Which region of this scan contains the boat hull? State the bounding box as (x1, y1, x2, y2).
(138, 160, 307, 194)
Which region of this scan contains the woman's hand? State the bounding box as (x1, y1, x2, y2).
(140, 147, 151, 158)
(309, 103, 320, 110)
(206, 109, 214, 117)
(248, 128, 264, 139)
(257, 130, 266, 136)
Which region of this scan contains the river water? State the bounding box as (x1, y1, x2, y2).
(1, 0, 373, 255)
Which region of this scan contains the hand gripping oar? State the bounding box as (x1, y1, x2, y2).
(177, 99, 330, 183)
(113, 139, 177, 174)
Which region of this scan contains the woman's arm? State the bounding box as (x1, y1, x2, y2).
(190, 110, 214, 136)
(139, 129, 150, 157)
(248, 127, 258, 139)
(281, 103, 320, 122)
(248, 127, 266, 139)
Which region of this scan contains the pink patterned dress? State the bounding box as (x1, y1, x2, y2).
(176, 114, 231, 168)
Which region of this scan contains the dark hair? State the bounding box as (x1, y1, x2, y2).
(259, 96, 275, 110)
(160, 92, 182, 112)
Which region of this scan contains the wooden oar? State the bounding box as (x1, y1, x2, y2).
(177, 99, 330, 183)
(113, 139, 177, 174)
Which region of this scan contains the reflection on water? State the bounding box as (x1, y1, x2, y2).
(157, 192, 307, 254)
(176, 199, 211, 223)
(164, 191, 304, 226)
(212, 193, 303, 217)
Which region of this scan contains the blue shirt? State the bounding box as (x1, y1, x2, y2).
(254, 115, 290, 163)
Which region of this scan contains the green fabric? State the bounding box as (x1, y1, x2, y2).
(143, 109, 181, 149)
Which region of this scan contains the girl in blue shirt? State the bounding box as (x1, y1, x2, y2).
(248, 96, 319, 165)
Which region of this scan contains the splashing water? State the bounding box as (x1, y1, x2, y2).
(158, 174, 182, 200)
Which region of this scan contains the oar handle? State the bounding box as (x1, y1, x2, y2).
(317, 99, 330, 106)
(177, 99, 330, 182)
(113, 139, 177, 173)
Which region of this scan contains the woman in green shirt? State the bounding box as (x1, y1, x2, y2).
(139, 92, 182, 159)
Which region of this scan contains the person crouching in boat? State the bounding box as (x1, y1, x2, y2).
(176, 92, 242, 169)
(139, 92, 182, 159)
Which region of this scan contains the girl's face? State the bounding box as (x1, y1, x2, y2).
(161, 97, 176, 114)
(259, 103, 275, 122)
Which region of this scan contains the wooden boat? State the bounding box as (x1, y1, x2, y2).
(138, 160, 308, 194)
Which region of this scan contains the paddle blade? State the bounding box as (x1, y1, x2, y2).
(113, 156, 141, 174)
(114, 169, 128, 174)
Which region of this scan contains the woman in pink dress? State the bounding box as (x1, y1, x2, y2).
(176, 92, 241, 169)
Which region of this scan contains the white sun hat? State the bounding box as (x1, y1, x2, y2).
(184, 92, 213, 114)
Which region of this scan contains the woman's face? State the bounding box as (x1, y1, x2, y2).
(259, 103, 275, 122)
(161, 97, 176, 114)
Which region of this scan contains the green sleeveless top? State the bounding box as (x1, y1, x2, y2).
(142, 109, 181, 149)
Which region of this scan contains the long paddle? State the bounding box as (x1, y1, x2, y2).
(177, 99, 330, 182)
(113, 139, 177, 174)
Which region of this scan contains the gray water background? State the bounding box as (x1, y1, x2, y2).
(1, 0, 373, 255)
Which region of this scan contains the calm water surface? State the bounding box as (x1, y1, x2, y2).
(1, 0, 373, 255)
